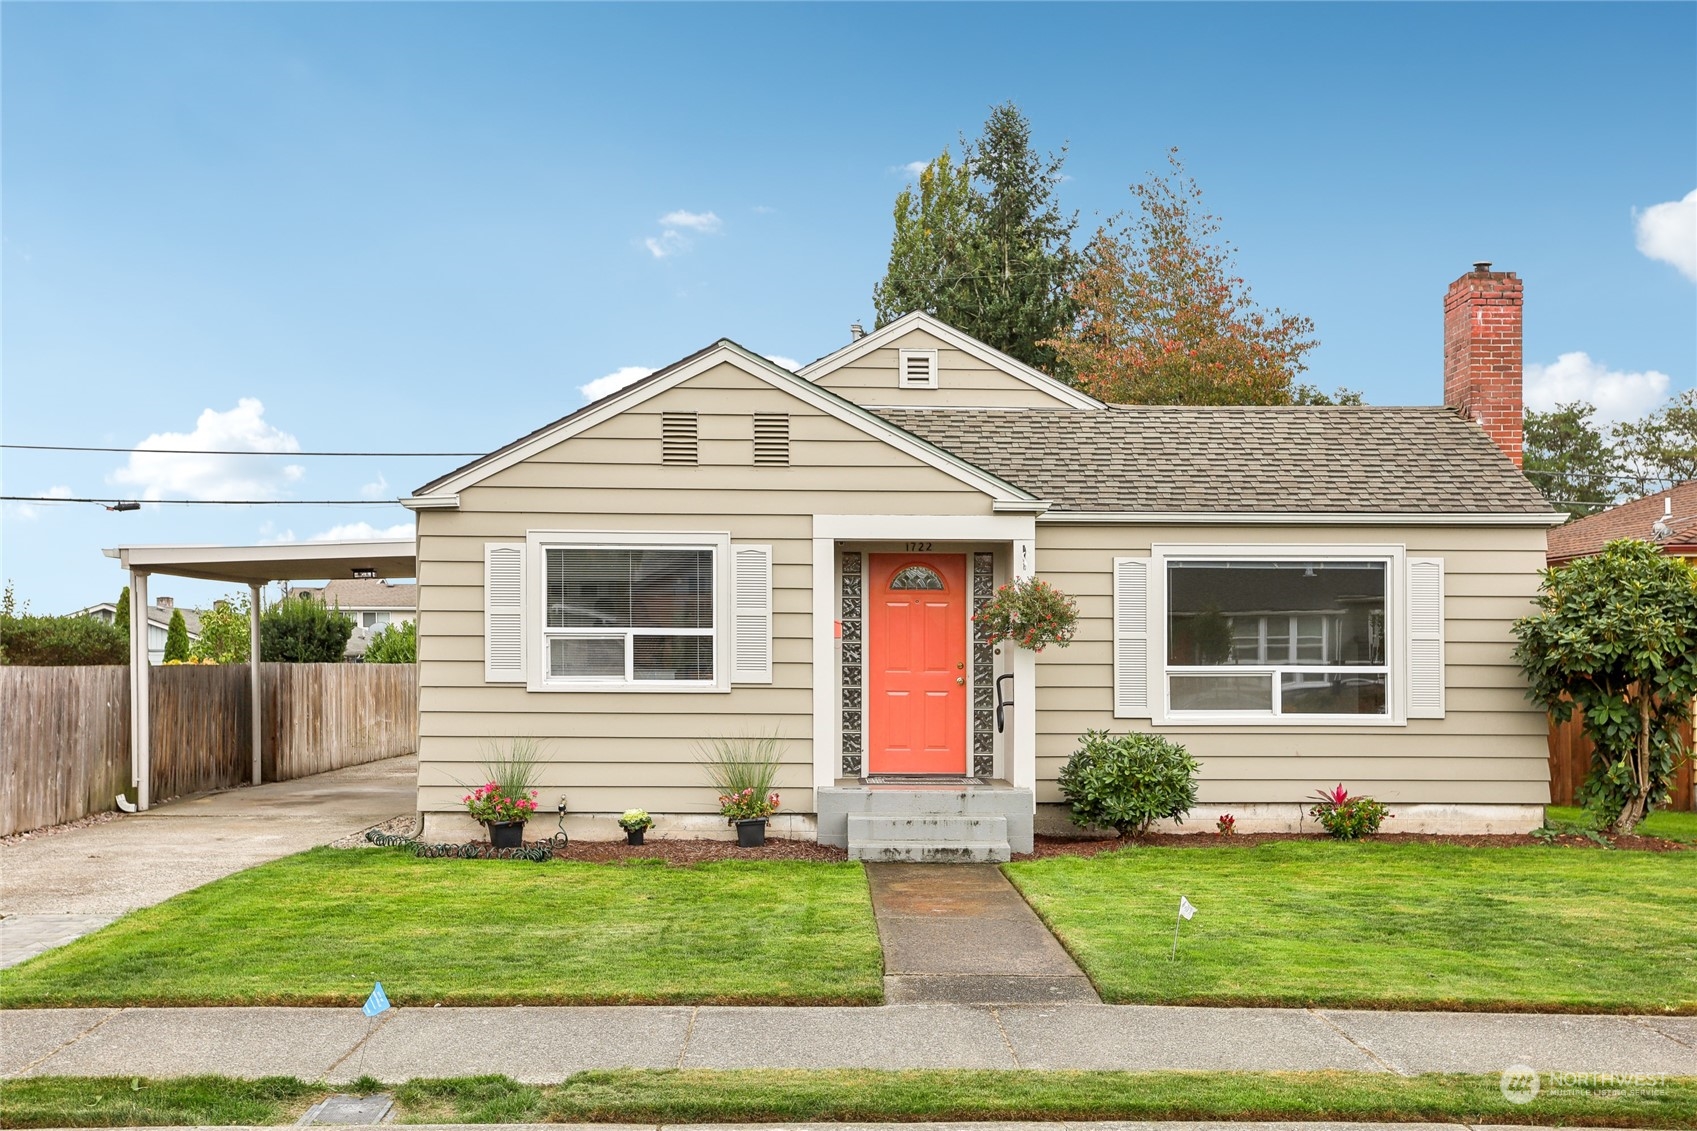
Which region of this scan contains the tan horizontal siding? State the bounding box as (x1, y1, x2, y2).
(813, 327, 1080, 409)
(1028, 522, 1552, 807)
(416, 359, 996, 817)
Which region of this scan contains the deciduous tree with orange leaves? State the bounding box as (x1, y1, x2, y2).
(1045, 150, 1350, 406)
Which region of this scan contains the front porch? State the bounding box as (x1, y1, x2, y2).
(808, 514, 1041, 862)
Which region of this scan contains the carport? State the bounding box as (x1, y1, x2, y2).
(102, 539, 416, 811)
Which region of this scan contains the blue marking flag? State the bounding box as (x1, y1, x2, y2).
(362, 982, 391, 1017)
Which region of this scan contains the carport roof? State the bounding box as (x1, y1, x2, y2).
(103, 539, 416, 584)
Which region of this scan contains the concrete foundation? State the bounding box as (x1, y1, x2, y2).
(1034, 801, 1547, 837)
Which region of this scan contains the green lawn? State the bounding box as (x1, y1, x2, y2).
(1549, 805, 1697, 843)
(8, 1071, 1695, 1128)
(0, 848, 883, 1007)
(1005, 840, 1697, 1012)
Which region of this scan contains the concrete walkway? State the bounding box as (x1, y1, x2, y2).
(867, 864, 1099, 1004)
(5, 1004, 1693, 1081)
(0, 756, 416, 968)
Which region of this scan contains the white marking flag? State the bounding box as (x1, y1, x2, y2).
(1179, 896, 1196, 920)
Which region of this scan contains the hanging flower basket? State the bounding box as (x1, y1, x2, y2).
(972, 577, 1079, 653)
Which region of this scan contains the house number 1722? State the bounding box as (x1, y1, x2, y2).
(904, 542, 933, 552)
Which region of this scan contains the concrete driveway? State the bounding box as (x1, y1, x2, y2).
(0, 755, 416, 967)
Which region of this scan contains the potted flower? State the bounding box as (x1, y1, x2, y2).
(460, 739, 543, 848)
(719, 787, 780, 847)
(618, 808, 654, 846)
(462, 781, 539, 848)
(972, 577, 1078, 652)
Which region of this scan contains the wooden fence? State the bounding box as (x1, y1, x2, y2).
(0, 663, 418, 837)
(1547, 704, 1697, 811)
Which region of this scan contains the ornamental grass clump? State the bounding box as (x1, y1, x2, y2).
(973, 577, 1079, 652)
(1058, 730, 1198, 837)
(1308, 783, 1391, 840)
(699, 730, 784, 824)
(462, 738, 544, 826)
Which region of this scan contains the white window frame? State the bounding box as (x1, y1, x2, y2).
(525, 530, 732, 693)
(1150, 543, 1406, 727)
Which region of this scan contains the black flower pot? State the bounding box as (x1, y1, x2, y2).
(625, 828, 646, 846)
(735, 818, 768, 848)
(487, 820, 526, 849)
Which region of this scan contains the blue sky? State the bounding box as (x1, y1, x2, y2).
(4, 2, 1694, 615)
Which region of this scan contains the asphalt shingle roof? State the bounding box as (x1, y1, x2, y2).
(1547, 481, 1697, 562)
(875, 405, 1556, 515)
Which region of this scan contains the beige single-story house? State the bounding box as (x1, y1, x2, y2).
(404, 264, 1564, 859)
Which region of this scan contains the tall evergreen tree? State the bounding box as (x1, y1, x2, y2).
(163, 609, 191, 662)
(113, 586, 131, 645)
(873, 103, 1076, 374)
(1523, 402, 1619, 517)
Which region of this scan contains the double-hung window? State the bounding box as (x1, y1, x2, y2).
(544, 544, 717, 685)
(1165, 557, 1391, 719)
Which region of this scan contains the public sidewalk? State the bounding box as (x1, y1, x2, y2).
(4, 1004, 1693, 1082)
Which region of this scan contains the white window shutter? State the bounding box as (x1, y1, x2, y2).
(484, 543, 526, 683)
(1407, 557, 1445, 718)
(731, 544, 773, 684)
(1113, 557, 1152, 718)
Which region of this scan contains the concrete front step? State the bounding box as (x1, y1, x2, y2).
(848, 813, 1008, 844)
(850, 839, 1013, 863)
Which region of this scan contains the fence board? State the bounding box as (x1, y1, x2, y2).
(1, 663, 417, 836)
(1546, 703, 1696, 811)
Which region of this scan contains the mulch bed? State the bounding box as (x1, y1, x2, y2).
(1015, 830, 1693, 858)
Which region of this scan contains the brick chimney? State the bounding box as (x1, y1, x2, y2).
(155, 596, 173, 611)
(1443, 262, 1524, 467)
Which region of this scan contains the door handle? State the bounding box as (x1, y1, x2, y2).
(996, 673, 1014, 733)
(955, 676, 965, 685)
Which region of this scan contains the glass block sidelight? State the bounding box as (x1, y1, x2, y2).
(840, 551, 864, 777)
(971, 552, 996, 776)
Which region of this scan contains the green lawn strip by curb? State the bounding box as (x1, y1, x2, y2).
(7, 1071, 1695, 1128)
(1002, 840, 1697, 1013)
(0, 849, 884, 1008)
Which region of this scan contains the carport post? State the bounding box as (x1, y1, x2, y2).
(250, 583, 263, 786)
(129, 570, 152, 812)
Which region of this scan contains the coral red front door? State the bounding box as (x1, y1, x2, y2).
(867, 553, 968, 775)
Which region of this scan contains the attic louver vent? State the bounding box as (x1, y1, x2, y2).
(753, 414, 790, 466)
(898, 348, 939, 389)
(661, 412, 698, 464)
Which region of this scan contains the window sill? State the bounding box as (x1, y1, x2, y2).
(525, 680, 729, 694)
(1151, 712, 1405, 728)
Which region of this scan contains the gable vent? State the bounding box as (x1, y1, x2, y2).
(661, 412, 698, 464)
(753, 413, 790, 466)
(898, 348, 939, 389)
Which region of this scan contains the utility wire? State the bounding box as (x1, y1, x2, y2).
(2, 495, 406, 507)
(2, 444, 482, 456)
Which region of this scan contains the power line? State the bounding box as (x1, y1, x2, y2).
(2, 444, 482, 457)
(2, 495, 407, 507)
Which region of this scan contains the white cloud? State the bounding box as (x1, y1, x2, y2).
(7, 485, 73, 520)
(310, 521, 414, 542)
(751, 205, 775, 215)
(764, 355, 801, 371)
(1525, 351, 1672, 424)
(659, 210, 722, 234)
(897, 161, 928, 178)
(110, 398, 304, 500)
(1635, 189, 1697, 280)
(579, 365, 656, 401)
(359, 473, 389, 500)
(645, 232, 686, 259)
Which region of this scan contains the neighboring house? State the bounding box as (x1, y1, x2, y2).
(292, 579, 417, 657)
(402, 264, 1564, 858)
(72, 596, 201, 665)
(1546, 481, 1697, 565)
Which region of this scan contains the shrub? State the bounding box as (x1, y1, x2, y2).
(0, 610, 128, 665)
(163, 609, 191, 662)
(192, 594, 251, 664)
(1513, 539, 1697, 834)
(1308, 783, 1391, 840)
(1215, 813, 1236, 836)
(363, 619, 416, 663)
(260, 593, 354, 662)
(1057, 730, 1198, 837)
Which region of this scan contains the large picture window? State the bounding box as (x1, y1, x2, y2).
(1166, 559, 1389, 717)
(544, 546, 715, 683)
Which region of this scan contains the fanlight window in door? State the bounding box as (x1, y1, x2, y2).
(889, 565, 945, 590)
